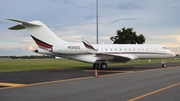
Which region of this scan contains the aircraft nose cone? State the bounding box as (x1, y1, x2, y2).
(171, 52, 176, 57)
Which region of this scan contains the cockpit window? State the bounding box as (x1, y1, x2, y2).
(163, 47, 168, 49)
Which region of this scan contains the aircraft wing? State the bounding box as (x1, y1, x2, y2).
(95, 53, 138, 63)
(82, 39, 138, 63)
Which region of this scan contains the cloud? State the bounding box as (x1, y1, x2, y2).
(109, 18, 139, 24)
(147, 35, 180, 49)
(28, 46, 35, 52)
(169, 1, 180, 7)
(163, 44, 180, 48)
(0, 48, 36, 56)
(117, 2, 142, 10)
(0, 0, 180, 55)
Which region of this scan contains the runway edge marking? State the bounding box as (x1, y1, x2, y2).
(128, 82, 180, 101)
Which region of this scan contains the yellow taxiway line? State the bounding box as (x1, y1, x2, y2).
(0, 82, 26, 87)
(128, 82, 180, 101)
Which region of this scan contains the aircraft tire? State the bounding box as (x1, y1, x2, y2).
(100, 63, 107, 69)
(93, 63, 99, 69)
(161, 64, 166, 67)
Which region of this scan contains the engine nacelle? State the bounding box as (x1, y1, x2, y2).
(33, 49, 55, 55)
(52, 43, 86, 54)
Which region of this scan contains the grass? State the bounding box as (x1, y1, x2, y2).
(0, 58, 179, 73)
(0, 59, 91, 73)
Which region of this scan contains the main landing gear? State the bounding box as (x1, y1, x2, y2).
(93, 63, 107, 69)
(161, 59, 166, 67)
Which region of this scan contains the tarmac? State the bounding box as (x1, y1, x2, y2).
(0, 62, 180, 101)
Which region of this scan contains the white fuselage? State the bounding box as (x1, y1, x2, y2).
(37, 43, 175, 63)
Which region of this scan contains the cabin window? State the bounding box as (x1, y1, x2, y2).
(106, 49, 107, 51)
(119, 49, 122, 51)
(124, 48, 127, 51)
(115, 49, 117, 51)
(111, 49, 112, 51)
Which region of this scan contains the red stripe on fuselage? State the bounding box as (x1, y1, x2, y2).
(35, 40, 52, 49)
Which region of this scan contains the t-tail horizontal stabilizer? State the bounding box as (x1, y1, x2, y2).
(8, 24, 25, 30)
(5, 18, 41, 30)
(82, 39, 97, 53)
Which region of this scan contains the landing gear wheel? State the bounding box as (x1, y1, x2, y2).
(161, 59, 166, 67)
(161, 64, 166, 67)
(100, 63, 107, 69)
(93, 63, 99, 69)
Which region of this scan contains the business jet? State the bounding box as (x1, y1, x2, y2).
(6, 18, 175, 69)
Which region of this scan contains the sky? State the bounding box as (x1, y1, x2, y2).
(0, 0, 180, 56)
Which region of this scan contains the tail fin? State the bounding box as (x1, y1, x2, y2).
(6, 18, 67, 51)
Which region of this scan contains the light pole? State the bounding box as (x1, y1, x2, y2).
(96, 0, 98, 44)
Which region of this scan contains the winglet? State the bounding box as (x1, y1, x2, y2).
(82, 39, 97, 53)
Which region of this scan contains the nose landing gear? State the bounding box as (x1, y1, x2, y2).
(161, 59, 166, 67)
